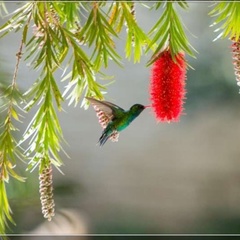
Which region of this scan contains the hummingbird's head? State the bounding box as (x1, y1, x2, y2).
(130, 104, 146, 114)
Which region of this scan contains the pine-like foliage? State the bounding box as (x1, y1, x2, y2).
(209, 2, 240, 88)
(146, 1, 196, 65)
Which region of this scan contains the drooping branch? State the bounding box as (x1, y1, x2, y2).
(0, 6, 32, 235)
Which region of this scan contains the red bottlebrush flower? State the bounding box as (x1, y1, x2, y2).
(150, 51, 187, 122)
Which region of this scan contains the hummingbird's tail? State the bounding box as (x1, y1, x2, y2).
(98, 131, 111, 146)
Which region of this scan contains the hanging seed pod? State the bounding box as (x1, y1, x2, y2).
(39, 163, 55, 221)
(232, 36, 240, 86)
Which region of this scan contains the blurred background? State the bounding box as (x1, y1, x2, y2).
(1, 2, 240, 238)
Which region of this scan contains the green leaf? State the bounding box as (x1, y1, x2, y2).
(11, 107, 19, 121)
(147, 31, 169, 66)
(177, 1, 189, 10)
(209, 2, 240, 40)
(50, 77, 64, 111)
(146, 15, 170, 52)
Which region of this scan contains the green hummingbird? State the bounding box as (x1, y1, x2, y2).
(86, 97, 148, 146)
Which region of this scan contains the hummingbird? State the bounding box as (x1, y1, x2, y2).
(86, 97, 148, 146)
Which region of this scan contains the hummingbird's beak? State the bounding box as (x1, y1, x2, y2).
(144, 105, 152, 108)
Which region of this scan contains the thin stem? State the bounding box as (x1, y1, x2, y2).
(12, 13, 32, 88)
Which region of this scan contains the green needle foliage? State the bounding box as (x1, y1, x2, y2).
(147, 1, 196, 65)
(0, 53, 25, 235)
(0, 1, 196, 234)
(209, 2, 240, 41)
(209, 2, 240, 87)
(0, 85, 25, 235)
(80, 2, 121, 70)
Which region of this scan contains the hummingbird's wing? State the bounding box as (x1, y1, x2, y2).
(86, 97, 121, 142)
(86, 97, 124, 117)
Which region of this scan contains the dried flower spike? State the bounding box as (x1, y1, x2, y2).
(150, 50, 187, 122)
(232, 36, 240, 86)
(39, 163, 55, 221)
